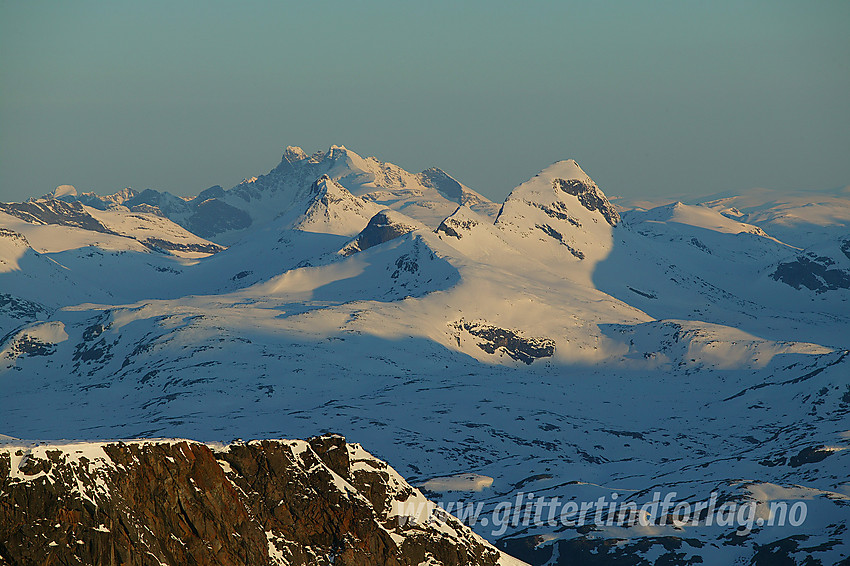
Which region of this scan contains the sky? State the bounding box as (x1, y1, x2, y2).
(1, 1, 848, 204)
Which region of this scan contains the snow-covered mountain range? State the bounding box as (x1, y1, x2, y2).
(1, 145, 848, 565)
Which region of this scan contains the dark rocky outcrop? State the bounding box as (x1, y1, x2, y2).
(770, 256, 850, 293)
(341, 210, 419, 256)
(436, 210, 479, 240)
(450, 320, 555, 364)
(140, 237, 225, 255)
(0, 294, 49, 323)
(788, 445, 835, 467)
(535, 224, 585, 259)
(0, 435, 509, 566)
(0, 229, 30, 246)
(552, 178, 620, 227)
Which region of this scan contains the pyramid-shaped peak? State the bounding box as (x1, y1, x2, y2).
(536, 159, 592, 183)
(303, 175, 355, 204)
(291, 176, 383, 236)
(310, 174, 340, 194)
(283, 146, 308, 163)
(327, 144, 356, 159)
(321, 145, 375, 173)
(541, 160, 618, 227)
(500, 159, 620, 228)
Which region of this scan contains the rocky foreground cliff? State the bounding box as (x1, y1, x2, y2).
(0, 435, 523, 566)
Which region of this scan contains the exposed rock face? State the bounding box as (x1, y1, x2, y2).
(0, 199, 112, 233)
(0, 229, 30, 246)
(0, 294, 49, 323)
(341, 209, 420, 256)
(449, 320, 555, 364)
(771, 255, 850, 292)
(141, 237, 225, 255)
(552, 178, 620, 227)
(534, 223, 585, 259)
(0, 435, 511, 566)
(184, 198, 253, 238)
(436, 208, 479, 240)
(127, 202, 166, 216)
(493, 160, 619, 262)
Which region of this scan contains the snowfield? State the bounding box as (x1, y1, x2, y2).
(1, 145, 848, 565)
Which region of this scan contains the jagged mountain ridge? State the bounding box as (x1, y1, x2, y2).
(0, 434, 523, 566)
(2, 145, 849, 565)
(52, 145, 500, 243)
(0, 199, 223, 256)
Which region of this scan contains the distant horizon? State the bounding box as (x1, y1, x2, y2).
(2, 1, 848, 204)
(16, 141, 850, 209)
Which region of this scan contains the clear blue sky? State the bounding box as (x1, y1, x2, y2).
(1, 1, 848, 203)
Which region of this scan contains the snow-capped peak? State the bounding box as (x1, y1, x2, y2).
(325, 144, 357, 164)
(520, 160, 619, 227)
(283, 146, 308, 163)
(494, 160, 619, 264)
(286, 175, 384, 236)
(326, 145, 374, 175)
(536, 159, 593, 184)
(53, 185, 77, 198)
